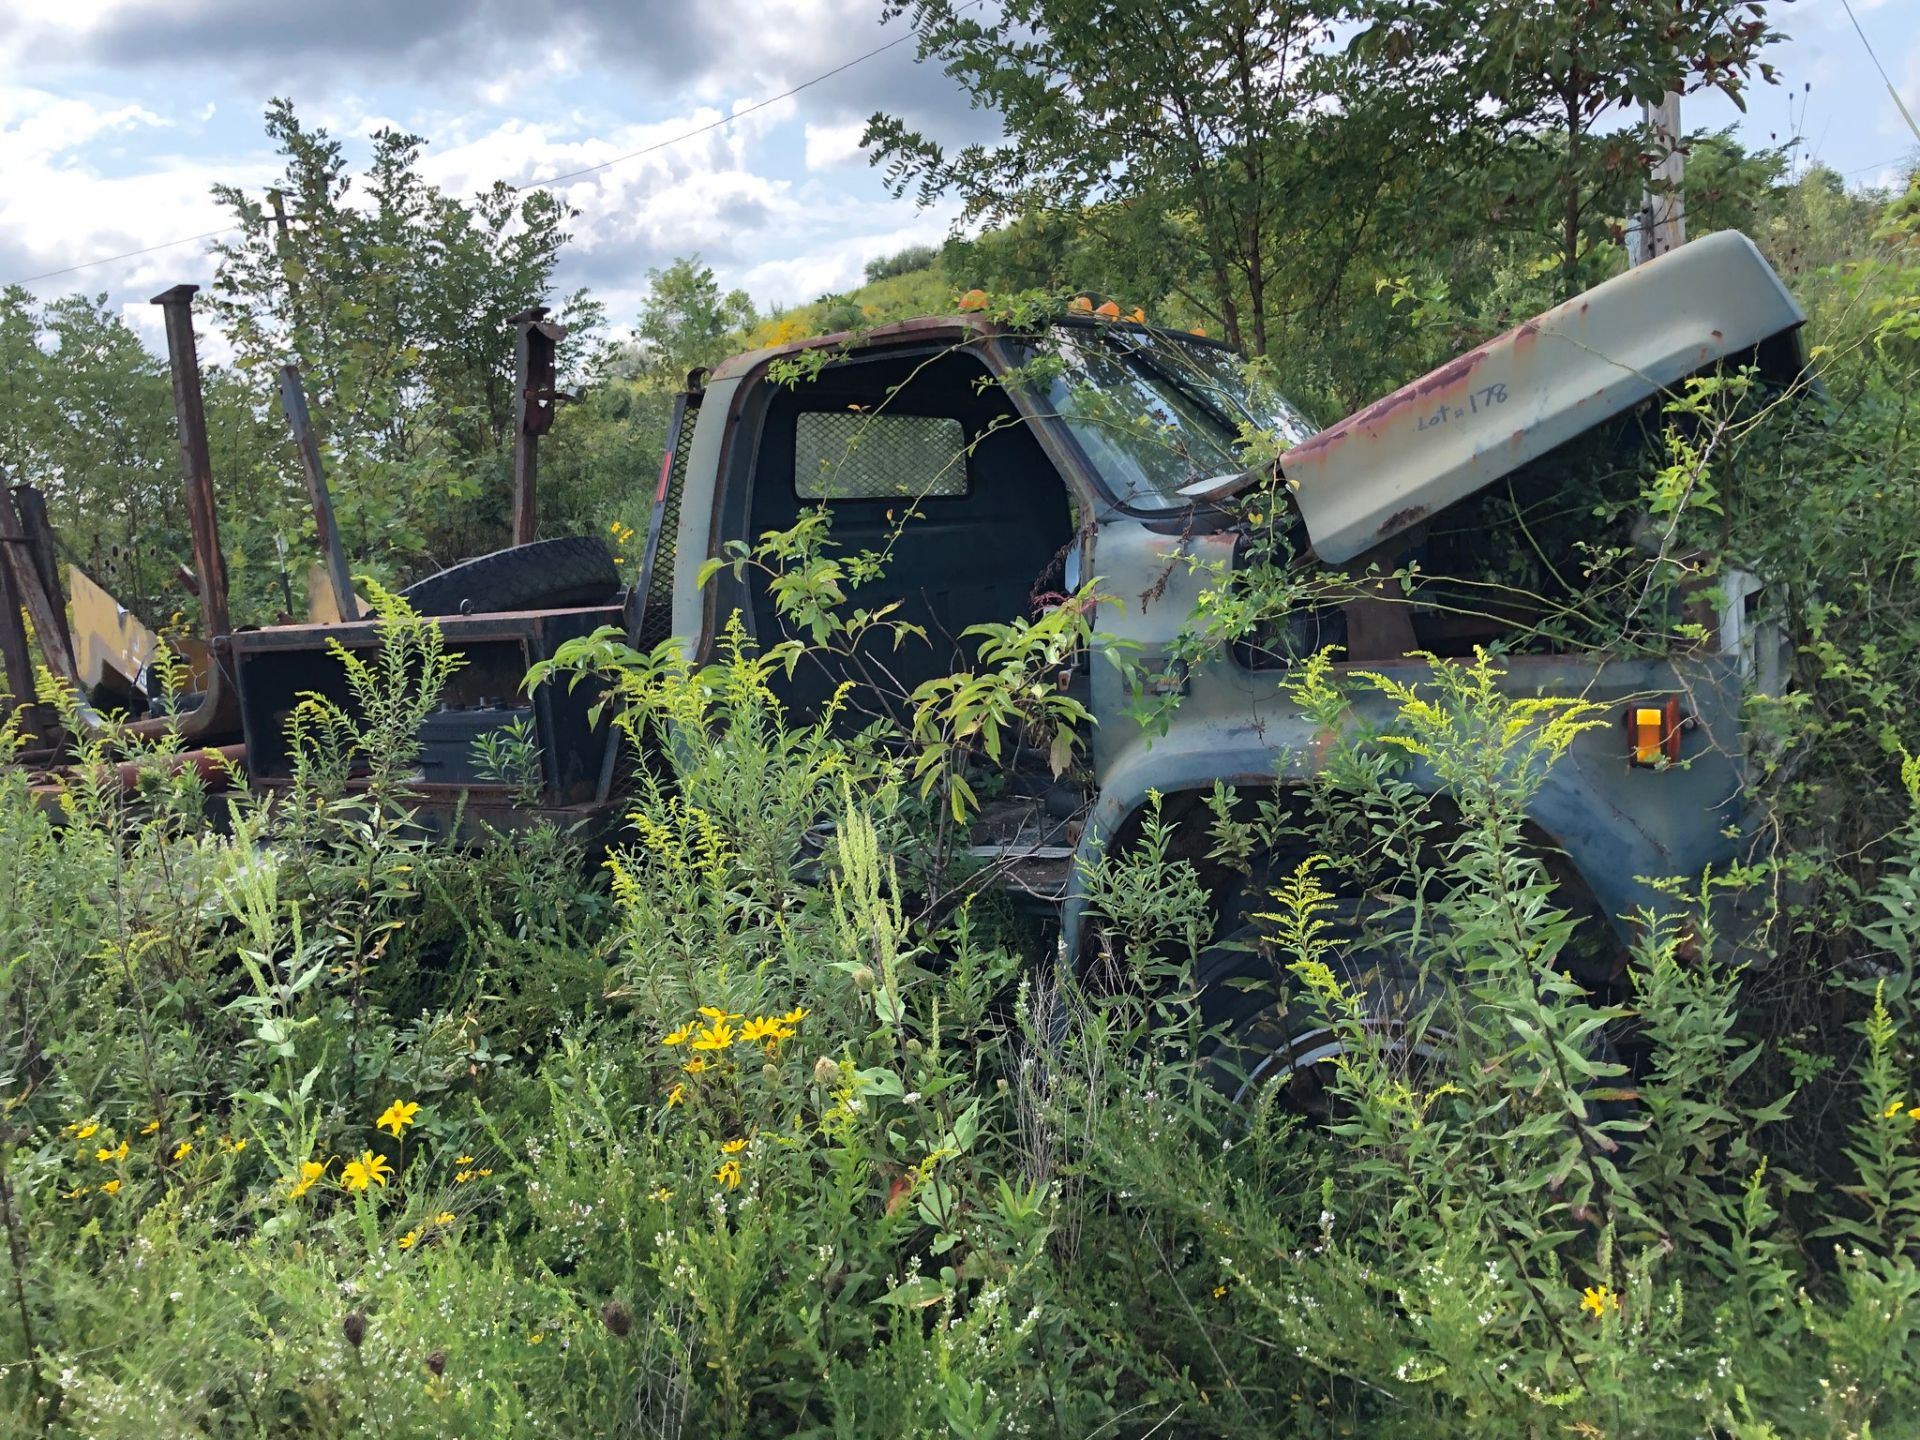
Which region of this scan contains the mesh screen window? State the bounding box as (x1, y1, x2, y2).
(795, 411, 969, 500)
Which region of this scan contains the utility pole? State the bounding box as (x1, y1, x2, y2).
(1631, 91, 1686, 266)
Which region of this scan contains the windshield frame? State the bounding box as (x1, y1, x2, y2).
(999, 317, 1318, 516)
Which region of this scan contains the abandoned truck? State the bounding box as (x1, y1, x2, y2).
(2, 230, 1804, 1095)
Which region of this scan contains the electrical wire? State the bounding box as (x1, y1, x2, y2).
(1837, 0, 1920, 146)
(3, 13, 947, 289)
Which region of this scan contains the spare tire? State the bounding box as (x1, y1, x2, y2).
(399, 536, 620, 617)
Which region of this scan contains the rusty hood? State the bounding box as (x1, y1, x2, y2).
(1280, 231, 1805, 564)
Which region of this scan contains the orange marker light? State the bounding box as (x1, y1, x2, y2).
(1626, 697, 1684, 767)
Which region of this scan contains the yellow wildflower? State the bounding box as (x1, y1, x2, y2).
(719, 1137, 748, 1155)
(477, 1168, 492, 1178)
(666, 1084, 685, 1107)
(68, 1120, 99, 1140)
(288, 1160, 327, 1200)
(100, 1179, 123, 1196)
(172, 1140, 193, 1162)
(682, 1058, 710, 1075)
(738, 1017, 784, 1046)
(778, 1006, 810, 1027)
(698, 1006, 742, 1022)
(691, 1021, 736, 1051)
(342, 1151, 393, 1192)
(1887, 1101, 1905, 1118)
(376, 1100, 421, 1137)
(140, 1119, 160, 1135)
(63, 1185, 90, 1199)
(397, 1230, 419, 1250)
(650, 1186, 673, 1202)
(454, 1169, 476, 1184)
(715, 1160, 742, 1190)
(529, 1333, 544, 1345)
(455, 1155, 475, 1166)
(1580, 1285, 1621, 1318)
(433, 1212, 455, 1226)
(662, 1022, 695, 1047)
(1910, 1108, 1920, 1123)
(96, 1139, 129, 1164)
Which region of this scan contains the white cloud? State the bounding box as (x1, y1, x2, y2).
(803, 120, 865, 171)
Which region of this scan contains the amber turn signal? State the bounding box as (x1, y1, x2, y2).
(1626, 696, 1684, 767)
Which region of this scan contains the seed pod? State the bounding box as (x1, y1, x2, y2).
(342, 1311, 366, 1349)
(600, 1299, 633, 1337)
(425, 1349, 446, 1377)
(850, 966, 875, 993)
(760, 1062, 778, 1085)
(904, 1038, 922, 1055)
(812, 1056, 840, 1088)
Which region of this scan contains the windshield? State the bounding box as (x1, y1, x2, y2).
(1024, 323, 1318, 512)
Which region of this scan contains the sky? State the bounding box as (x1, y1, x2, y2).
(0, 0, 1915, 354)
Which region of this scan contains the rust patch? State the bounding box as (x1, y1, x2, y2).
(1373, 504, 1429, 540)
(1288, 319, 1539, 466)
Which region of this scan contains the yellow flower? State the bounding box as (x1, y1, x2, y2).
(68, 1120, 99, 1140)
(477, 1168, 492, 1178)
(650, 1186, 673, 1202)
(1212, 1283, 1228, 1299)
(715, 1160, 742, 1190)
(96, 1139, 129, 1164)
(63, 1185, 90, 1199)
(666, 1084, 686, 1108)
(397, 1229, 419, 1250)
(1887, 1101, 1905, 1118)
(100, 1179, 123, 1196)
(287, 1160, 327, 1200)
(719, 1137, 748, 1155)
(172, 1140, 193, 1162)
(778, 1006, 810, 1027)
(342, 1151, 393, 1192)
(454, 1169, 476, 1184)
(698, 1006, 741, 1022)
(1909, 1108, 1920, 1123)
(662, 1022, 694, 1047)
(682, 1058, 710, 1075)
(1580, 1285, 1621, 1318)
(376, 1100, 421, 1138)
(738, 1017, 784, 1045)
(454, 1155, 475, 1166)
(529, 1333, 545, 1345)
(433, 1212, 455, 1226)
(218, 1137, 247, 1152)
(691, 1021, 736, 1052)
(140, 1120, 160, 1135)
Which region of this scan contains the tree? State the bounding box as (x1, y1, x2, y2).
(632, 257, 757, 382)
(207, 99, 599, 579)
(1356, 0, 1785, 294)
(865, 0, 1396, 357)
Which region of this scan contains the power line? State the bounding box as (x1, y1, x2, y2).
(509, 22, 923, 194)
(9, 225, 240, 288)
(3, 15, 940, 290)
(1838, 0, 1920, 146)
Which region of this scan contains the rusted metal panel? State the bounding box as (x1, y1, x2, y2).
(1281, 231, 1806, 564)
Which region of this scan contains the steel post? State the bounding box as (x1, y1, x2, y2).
(278, 364, 359, 622)
(507, 305, 567, 548)
(9, 485, 74, 668)
(151, 284, 232, 639)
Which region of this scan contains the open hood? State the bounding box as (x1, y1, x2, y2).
(1280, 231, 1806, 565)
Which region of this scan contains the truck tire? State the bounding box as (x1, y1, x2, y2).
(1196, 907, 1444, 1115)
(399, 536, 620, 617)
